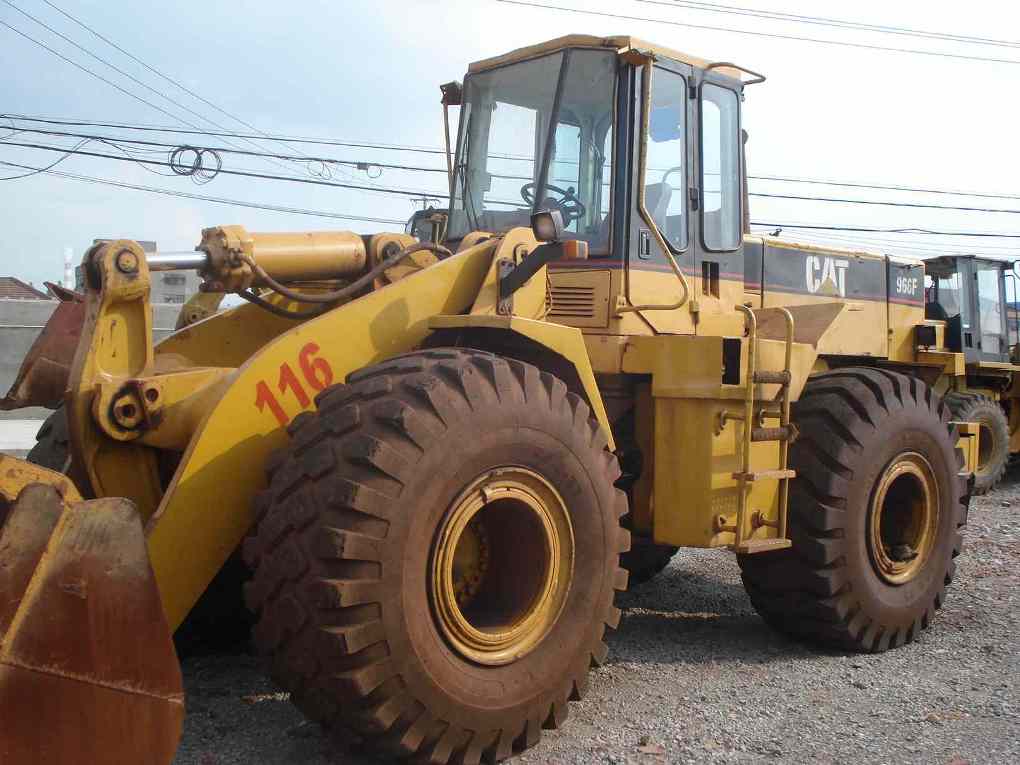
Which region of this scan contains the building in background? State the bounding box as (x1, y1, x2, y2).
(0, 277, 51, 300)
(151, 269, 201, 305)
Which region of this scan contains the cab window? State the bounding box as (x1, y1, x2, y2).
(642, 67, 688, 251)
(701, 83, 741, 251)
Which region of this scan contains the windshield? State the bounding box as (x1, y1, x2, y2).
(448, 49, 616, 254)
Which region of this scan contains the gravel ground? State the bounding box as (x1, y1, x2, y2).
(174, 475, 1019, 765)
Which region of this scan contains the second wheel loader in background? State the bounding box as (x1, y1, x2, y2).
(0, 34, 993, 764)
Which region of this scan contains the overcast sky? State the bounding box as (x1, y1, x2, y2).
(1, 0, 1018, 287)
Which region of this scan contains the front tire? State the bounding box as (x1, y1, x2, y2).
(739, 368, 968, 652)
(244, 349, 629, 763)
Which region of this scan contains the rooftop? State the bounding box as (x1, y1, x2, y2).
(0, 276, 52, 300)
(467, 34, 754, 82)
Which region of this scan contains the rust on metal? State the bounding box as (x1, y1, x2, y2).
(0, 485, 183, 764)
(0, 455, 82, 529)
(0, 287, 85, 411)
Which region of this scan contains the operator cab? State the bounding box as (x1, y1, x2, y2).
(924, 255, 1018, 362)
(445, 35, 762, 329)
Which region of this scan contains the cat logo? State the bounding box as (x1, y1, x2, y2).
(806, 256, 850, 297)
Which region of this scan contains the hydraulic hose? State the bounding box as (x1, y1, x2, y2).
(240, 241, 453, 305)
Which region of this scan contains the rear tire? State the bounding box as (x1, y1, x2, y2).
(244, 349, 629, 763)
(620, 540, 678, 585)
(739, 368, 968, 652)
(944, 392, 1008, 495)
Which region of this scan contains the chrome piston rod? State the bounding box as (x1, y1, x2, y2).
(146, 252, 208, 271)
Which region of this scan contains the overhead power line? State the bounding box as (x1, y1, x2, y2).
(0, 140, 447, 199)
(11, 114, 1020, 204)
(750, 222, 1020, 239)
(749, 191, 1020, 216)
(0, 159, 406, 224)
(2, 0, 233, 134)
(32, 0, 377, 188)
(11, 124, 1020, 218)
(748, 174, 1020, 202)
(1, 114, 450, 154)
(4, 125, 449, 174)
(0, 5, 321, 183)
(494, 0, 1020, 66)
(639, 0, 1020, 50)
(38, 0, 298, 143)
(0, 19, 204, 129)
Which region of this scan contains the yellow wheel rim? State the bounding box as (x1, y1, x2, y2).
(977, 423, 993, 475)
(430, 467, 574, 666)
(868, 452, 940, 585)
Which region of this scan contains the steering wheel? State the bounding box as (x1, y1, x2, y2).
(520, 182, 587, 224)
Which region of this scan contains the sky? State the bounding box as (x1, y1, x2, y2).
(1, 0, 1019, 287)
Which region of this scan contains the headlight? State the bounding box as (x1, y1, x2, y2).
(531, 209, 564, 243)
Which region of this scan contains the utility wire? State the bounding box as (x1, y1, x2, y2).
(2, 125, 449, 174)
(494, 0, 1020, 66)
(0, 159, 406, 224)
(32, 0, 376, 188)
(0, 7, 322, 183)
(0, 20, 206, 130)
(12, 125, 1020, 216)
(0, 139, 448, 198)
(638, 0, 1020, 50)
(7, 139, 1017, 236)
(747, 173, 1020, 202)
(16, 114, 1020, 204)
(750, 222, 1020, 239)
(0, 136, 89, 179)
(37, 0, 302, 144)
(2, 0, 238, 134)
(749, 191, 1020, 215)
(1, 113, 450, 154)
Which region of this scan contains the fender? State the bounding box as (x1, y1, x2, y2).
(145, 239, 497, 628)
(427, 314, 615, 451)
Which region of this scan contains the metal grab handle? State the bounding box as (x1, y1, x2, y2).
(618, 59, 691, 314)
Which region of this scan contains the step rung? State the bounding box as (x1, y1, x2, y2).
(751, 425, 797, 442)
(732, 469, 796, 482)
(735, 538, 793, 554)
(753, 370, 791, 385)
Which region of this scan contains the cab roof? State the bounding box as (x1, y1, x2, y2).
(467, 34, 753, 83)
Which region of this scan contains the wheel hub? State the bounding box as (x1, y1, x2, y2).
(867, 451, 940, 585)
(430, 467, 574, 666)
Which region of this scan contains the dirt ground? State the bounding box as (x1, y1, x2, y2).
(174, 474, 1020, 765)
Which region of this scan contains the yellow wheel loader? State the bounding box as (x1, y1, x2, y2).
(1, 35, 982, 764)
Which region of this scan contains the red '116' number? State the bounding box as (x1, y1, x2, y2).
(255, 342, 335, 426)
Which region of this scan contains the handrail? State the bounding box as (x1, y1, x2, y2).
(617, 59, 691, 314)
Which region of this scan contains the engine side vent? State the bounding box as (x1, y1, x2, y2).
(549, 285, 596, 318)
(546, 269, 611, 328)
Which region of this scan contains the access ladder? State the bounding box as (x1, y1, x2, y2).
(725, 305, 797, 554)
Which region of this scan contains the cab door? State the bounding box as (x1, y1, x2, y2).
(968, 258, 1010, 362)
(624, 59, 696, 334)
(691, 74, 745, 338)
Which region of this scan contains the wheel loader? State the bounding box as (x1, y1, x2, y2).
(0, 35, 983, 764)
(919, 254, 1020, 494)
